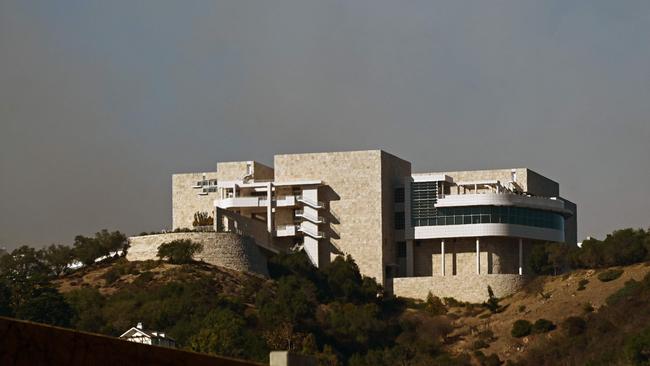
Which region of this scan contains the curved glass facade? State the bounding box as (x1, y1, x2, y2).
(428, 205, 564, 230)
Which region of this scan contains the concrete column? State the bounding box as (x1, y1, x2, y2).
(441, 240, 445, 276)
(476, 238, 480, 275)
(266, 183, 273, 233)
(518, 238, 523, 275)
(406, 240, 414, 277)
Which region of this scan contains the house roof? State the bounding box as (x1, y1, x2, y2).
(119, 327, 175, 341)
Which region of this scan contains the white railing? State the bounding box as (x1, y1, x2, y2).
(298, 225, 326, 239)
(295, 210, 326, 223)
(296, 195, 324, 209)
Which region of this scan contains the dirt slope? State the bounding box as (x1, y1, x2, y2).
(445, 262, 650, 362)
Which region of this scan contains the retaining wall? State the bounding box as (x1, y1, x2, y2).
(393, 274, 530, 303)
(127, 232, 269, 277)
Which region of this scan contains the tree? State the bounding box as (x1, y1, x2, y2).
(65, 287, 106, 332)
(257, 276, 318, 326)
(73, 230, 127, 266)
(0, 281, 12, 316)
(14, 287, 73, 327)
(188, 308, 266, 360)
(156, 240, 203, 264)
(0, 246, 50, 309)
(323, 255, 379, 303)
(43, 244, 74, 276)
(193, 212, 214, 227)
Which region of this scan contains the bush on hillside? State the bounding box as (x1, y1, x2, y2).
(532, 319, 556, 334)
(623, 326, 650, 365)
(577, 278, 589, 291)
(511, 320, 532, 338)
(561, 316, 587, 336)
(156, 240, 203, 264)
(483, 286, 501, 313)
(425, 292, 447, 316)
(597, 269, 624, 282)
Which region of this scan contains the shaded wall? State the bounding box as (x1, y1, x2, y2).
(0, 317, 262, 366)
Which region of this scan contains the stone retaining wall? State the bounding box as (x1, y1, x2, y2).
(393, 274, 530, 303)
(127, 232, 269, 277)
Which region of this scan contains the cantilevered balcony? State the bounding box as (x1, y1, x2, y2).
(217, 195, 297, 209)
(298, 225, 326, 239)
(275, 225, 297, 237)
(295, 210, 326, 224)
(296, 195, 324, 209)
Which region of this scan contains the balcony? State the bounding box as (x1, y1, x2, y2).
(296, 195, 324, 209)
(295, 210, 326, 224)
(298, 225, 326, 239)
(275, 225, 297, 237)
(217, 195, 297, 209)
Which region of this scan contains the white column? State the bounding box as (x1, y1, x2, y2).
(476, 238, 480, 275)
(266, 183, 273, 233)
(441, 240, 445, 276)
(406, 240, 414, 277)
(518, 238, 523, 275)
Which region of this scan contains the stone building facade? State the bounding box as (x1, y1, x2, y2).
(168, 149, 576, 302)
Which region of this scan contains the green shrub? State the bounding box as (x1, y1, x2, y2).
(483, 286, 501, 313)
(577, 278, 589, 291)
(606, 279, 642, 305)
(623, 327, 650, 365)
(156, 240, 203, 264)
(425, 292, 447, 316)
(473, 339, 489, 350)
(102, 268, 121, 284)
(477, 329, 494, 341)
(532, 319, 556, 334)
(597, 269, 624, 282)
(443, 297, 463, 307)
(511, 320, 532, 338)
(561, 316, 586, 336)
(518, 305, 526, 313)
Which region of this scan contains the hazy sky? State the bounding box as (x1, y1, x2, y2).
(1, 1, 649, 249)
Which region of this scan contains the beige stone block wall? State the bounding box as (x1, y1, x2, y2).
(172, 172, 218, 230)
(274, 150, 385, 283)
(216, 161, 274, 181)
(380, 152, 412, 286)
(425, 168, 559, 197)
(393, 274, 530, 303)
(127, 232, 269, 276)
(414, 237, 534, 276)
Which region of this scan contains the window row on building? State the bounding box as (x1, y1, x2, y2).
(414, 205, 565, 230)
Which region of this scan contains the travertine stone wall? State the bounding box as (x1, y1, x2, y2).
(216, 161, 274, 181)
(274, 150, 386, 283)
(414, 237, 533, 276)
(127, 232, 269, 276)
(393, 274, 530, 303)
(423, 168, 559, 197)
(380, 152, 412, 289)
(172, 172, 218, 230)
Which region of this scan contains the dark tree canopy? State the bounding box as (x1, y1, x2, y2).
(157, 239, 203, 264)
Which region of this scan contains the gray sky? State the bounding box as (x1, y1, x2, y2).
(1, 0, 649, 249)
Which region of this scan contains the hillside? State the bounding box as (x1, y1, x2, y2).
(50, 255, 650, 365)
(444, 262, 650, 364)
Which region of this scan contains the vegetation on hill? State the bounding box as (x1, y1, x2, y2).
(2, 226, 650, 365)
(529, 228, 650, 275)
